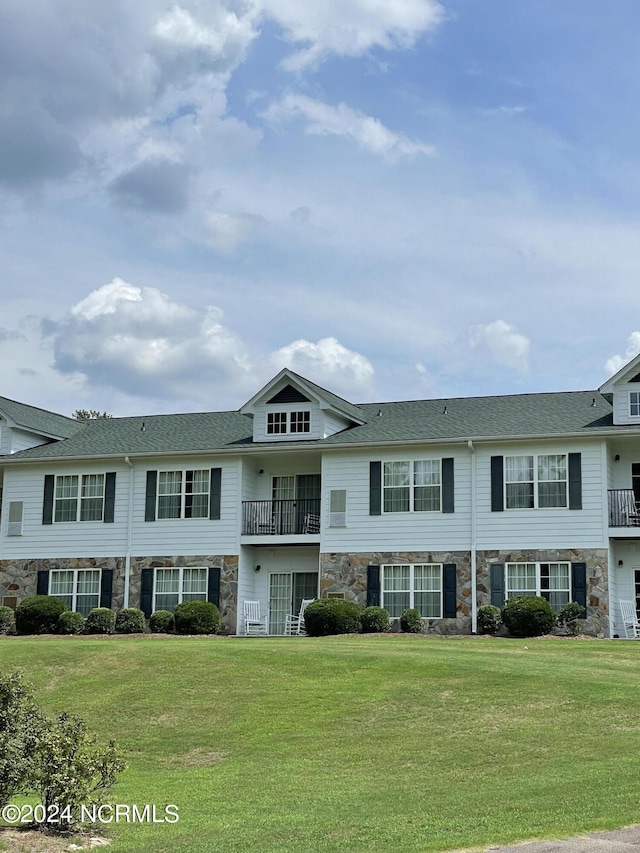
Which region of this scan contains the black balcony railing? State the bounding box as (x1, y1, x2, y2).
(608, 489, 640, 527)
(242, 499, 321, 535)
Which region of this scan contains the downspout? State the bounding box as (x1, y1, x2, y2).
(468, 440, 477, 634)
(123, 456, 134, 609)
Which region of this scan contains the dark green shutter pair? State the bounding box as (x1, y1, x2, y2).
(366, 565, 458, 618)
(489, 562, 587, 613)
(369, 459, 455, 515)
(144, 468, 222, 521)
(42, 472, 117, 524)
(139, 566, 221, 618)
(490, 453, 582, 511)
(35, 568, 114, 608)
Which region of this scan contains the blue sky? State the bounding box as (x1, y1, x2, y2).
(1, 0, 639, 416)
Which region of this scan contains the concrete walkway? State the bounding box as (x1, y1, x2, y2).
(458, 825, 640, 852)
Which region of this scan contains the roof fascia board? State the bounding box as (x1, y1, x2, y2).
(599, 352, 640, 392)
(0, 408, 70, 442)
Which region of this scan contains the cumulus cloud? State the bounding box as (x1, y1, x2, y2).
(604, 332, 640, 376)
(44, 278, 252, 399)
(264, 94, 434, 160)
(469, 320, 530, 373)
(270, 336, 374, 396)
(109, 158, 191, 213)
(205, 211, 265, 254)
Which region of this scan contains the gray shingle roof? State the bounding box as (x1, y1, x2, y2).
(2, 389, 620, 463)
(0, 396, 82, 440)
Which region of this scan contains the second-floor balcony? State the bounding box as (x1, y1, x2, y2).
(609, 489, 640, 527)
(242, 499, 321, 536)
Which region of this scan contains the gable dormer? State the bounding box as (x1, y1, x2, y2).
(600, 352, 640, 425)
(240, 369, 366, 443)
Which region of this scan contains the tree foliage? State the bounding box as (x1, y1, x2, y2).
(72, 409, 112, 420)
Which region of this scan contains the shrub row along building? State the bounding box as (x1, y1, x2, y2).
(2, 356, 640, 638)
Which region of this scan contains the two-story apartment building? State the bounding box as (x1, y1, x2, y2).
(3, 356, 640, 638)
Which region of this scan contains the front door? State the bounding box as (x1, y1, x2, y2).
(268, 572, 318, 634)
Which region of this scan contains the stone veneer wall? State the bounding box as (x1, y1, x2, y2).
(320, 551, 472, 635)
(0, 557, 126, 609)
(129, 555, 238, 634)
(476, 549, 609, 638)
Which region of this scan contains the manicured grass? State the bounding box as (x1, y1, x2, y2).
(2, 635, 640, 852)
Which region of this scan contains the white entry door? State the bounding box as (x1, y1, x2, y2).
(269, 573, 293, 635)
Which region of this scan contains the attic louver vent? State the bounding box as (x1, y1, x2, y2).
(629, 372, 640, 383)
(267, 384, 311, 404)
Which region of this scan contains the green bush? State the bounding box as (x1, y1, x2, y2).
(56, 611, 85, 635)
(303, 599, 362, 637)
(360, 606, 390, 633)
(557, 601, 586, 636)
(501, 595, 556, 637)
(174, 601, 219, 635)
(0, 671, 46, 807)
(115, 608, 146, 634)
(85, 607, 116, 635)
(149, 610, 175, 633)
(400, 608, 423, 633)
(15, 595, 69, 635)
(478, 604, 502, 635)
(0, 606, 16, 635)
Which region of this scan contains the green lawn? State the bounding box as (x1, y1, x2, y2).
(2, 634, 640, 853)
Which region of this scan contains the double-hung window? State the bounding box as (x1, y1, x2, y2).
(154, 567, 208, 611)
(631, 392, 640, 417)
(381, 564, 442, 618)
(49, 569, 101, 617)
(505, 454, 567, 509)
(54, 474, 105, 522)
(157, 470, 209, 519)
(505, 562, 571, 611)
(266, 411, 311, 435)
(383, 460, 441, 512)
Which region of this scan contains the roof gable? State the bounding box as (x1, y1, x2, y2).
(599, 352, 640, 392)
(0, 396, 82, 441)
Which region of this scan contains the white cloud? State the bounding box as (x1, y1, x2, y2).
(205, 211, 264, 254)
(605, 332, 640, 376)
(259, 0, 444, 70)
(264, 94, 434, 160)
(270, 336, 374, 396)
(469, 320, 530, 373)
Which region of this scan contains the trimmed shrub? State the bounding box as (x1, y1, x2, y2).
(0, 606, 16, 635)
(501, 595, 556, 637)
(304, 599, 362, 637)
(360, 606, 390, 633)
(557, 601, 586, 636)
(56, 611, 85, 635)
(0, 671, 46, 807)
(15, 595, 69, 635)
(400, 608, 423, 634)
(85, 607, 116, 635)
(115, 608, 146, 634)
(150, 610, 175, 633)
(478, 604, 502, 635)
(174, 601, 220, 635)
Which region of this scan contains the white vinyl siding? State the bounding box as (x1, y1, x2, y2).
(254, 403, 322, 442)
(49, 568, 101, 617)
(381, 564, 442, 619)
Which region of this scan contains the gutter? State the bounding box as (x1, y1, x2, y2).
(123, 456, 134, 609)
(468, 440, 477, 634)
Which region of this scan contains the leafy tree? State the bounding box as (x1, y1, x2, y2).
(72, 409, 112, 419)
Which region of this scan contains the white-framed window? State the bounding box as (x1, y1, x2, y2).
(157, 470, 209, 519)
(266, 411, 311, 435)
(329, 489, 347, 527)
(54, 474, 105, 522)
(49, 569, 101, 617)
(504, 454, 567, 509)
(505, 562, 571, 612)
(631, 392, 640, 417)
(383, 460, 441, 512)
(154, 567, 208, 611)
(381, 564, 442, 618)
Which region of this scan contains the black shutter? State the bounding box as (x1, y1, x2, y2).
(140, 568, 154, 618)
(104, 472, 116, 523)
(491, 456, 504, 512)
(210, 468, 221, 520)
(568, 453, 582, 510)
(571, 562, 587, 615)
(100, 569, 113, 609)
(490, 564, 505, 607)
(442, 458, 454, 513)
(37, 570, 49, 596)
(369, 462, 382, 516)
(43, 475, 55, 525)
(443, 564, 457, 618)
(208, 567, 221, 608)
(145, 471, 157, 522)
(366, 565, 380, 607)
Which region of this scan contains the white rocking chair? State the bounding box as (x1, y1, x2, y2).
(284, 598, 314, 636)
(619, 600, 640, 639)
(243, 600, 268, 635)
